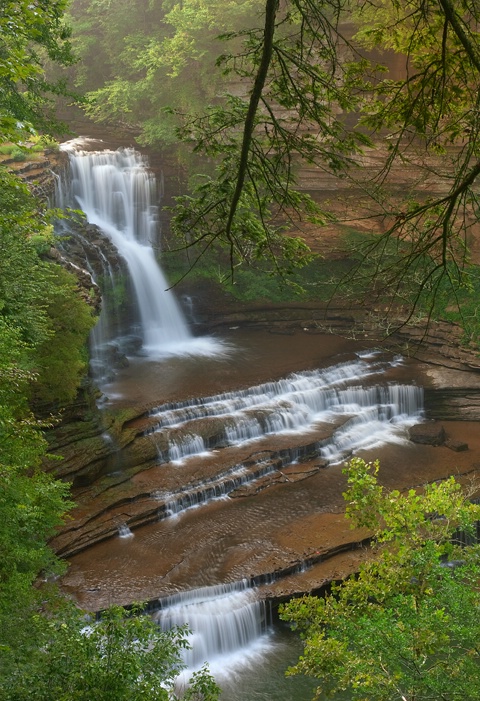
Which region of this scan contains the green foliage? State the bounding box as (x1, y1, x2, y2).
(167, 0, 480, 322)
(0, 167, 95, 406)
(0, 167, 88, 666)
(31, 264, 95, 405)
(164, 241, 352, 303)
(0, 0, 75, 144)
(3, 604, 220, 701)
(0, 168, 57, 345)
(0, 315, 73, 673)
(281, 458, 480, 701)
(0, 450, 71, 611)
(67, 0, 262, 145)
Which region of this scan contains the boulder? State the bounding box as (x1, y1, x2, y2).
(409, 422, 446, 446)
(445, 439, 469, 452)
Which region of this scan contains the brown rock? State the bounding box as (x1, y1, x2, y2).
(445, 439, 468, 452)
(409, 422, 446, 446)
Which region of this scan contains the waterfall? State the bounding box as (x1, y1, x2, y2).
(147, 357, 424, 466)
(117, 523, 134, 538)
(154, 581, 272, 679)
(59, 141, 223, 364)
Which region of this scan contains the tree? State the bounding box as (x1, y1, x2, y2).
(2, 604, 220, 701)
(67, 0, 264, 145)
(67, 0, 480, 321)
(0, 168, 96, 407)
(0, 0, 75, 144)
(281, 458, 480, 701)
(0, 168, 95, 681)
(166, 0, 480, 322)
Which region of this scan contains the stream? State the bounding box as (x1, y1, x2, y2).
(55, 140, 471, 699)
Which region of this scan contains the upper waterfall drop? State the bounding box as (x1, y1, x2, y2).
(61, 141, 223, 359)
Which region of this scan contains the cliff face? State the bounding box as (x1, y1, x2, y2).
(2, 147, 69, 201)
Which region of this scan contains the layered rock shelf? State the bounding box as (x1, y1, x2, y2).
(53, 326, 480, 613)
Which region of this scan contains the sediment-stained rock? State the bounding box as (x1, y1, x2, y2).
(409, 422, 446, 446)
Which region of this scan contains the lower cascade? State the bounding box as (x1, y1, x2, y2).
(154, 581, 272, 678)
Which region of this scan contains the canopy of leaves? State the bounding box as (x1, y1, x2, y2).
(168, 0, 480, 320)
(281, 458, 480, 701)
(0, 164, 93, 665)
(60, 0, 480, 322)
(0, 167, 95, 406)
(67, 0, 263, 144)
(3, 604, 220, 701)
(0, 0, 74, 143)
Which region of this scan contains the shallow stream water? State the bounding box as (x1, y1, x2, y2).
(61, 328, 442, 700)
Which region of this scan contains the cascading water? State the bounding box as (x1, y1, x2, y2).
(59, 141, 223, 370)
(59, 340, 431, 698)
(143, 357, 424, 686)
(154, 581, 273, 681)
(147, 357, 423, 467)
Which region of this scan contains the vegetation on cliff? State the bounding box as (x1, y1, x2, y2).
(0, 0, 75, 143)
(282, 458, 480, 701)
(0, 4, 219, 699)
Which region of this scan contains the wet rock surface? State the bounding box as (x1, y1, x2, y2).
(409, 422, 446, 445)
(52, 328, 480, 612)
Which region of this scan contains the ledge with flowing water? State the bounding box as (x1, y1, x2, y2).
(57, 140, 226, 384)
(51, 353, 424, 558)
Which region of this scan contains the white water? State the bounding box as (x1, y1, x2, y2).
(117, 523, 134, 538)
(154, 461, 275, 519)
(149, 357, 423, 465)
(154, 581, 273, 681)
(61, 142, 222, 359)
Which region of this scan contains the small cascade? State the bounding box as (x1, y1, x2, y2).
(58, 141, 223, 371)
(147, 358, 424, 466)
(168, 434, 208, 463)
(148, 358, 400, 430)
(117, 523, 134, 538)
(154, 581, 271, 676)
(153, 460, 276, 519)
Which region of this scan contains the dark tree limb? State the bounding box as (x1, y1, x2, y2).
(224, 0, 279, 240)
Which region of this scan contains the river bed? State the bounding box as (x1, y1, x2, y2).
(55, 139, 480, 699)
(57, 327, 480, 700)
